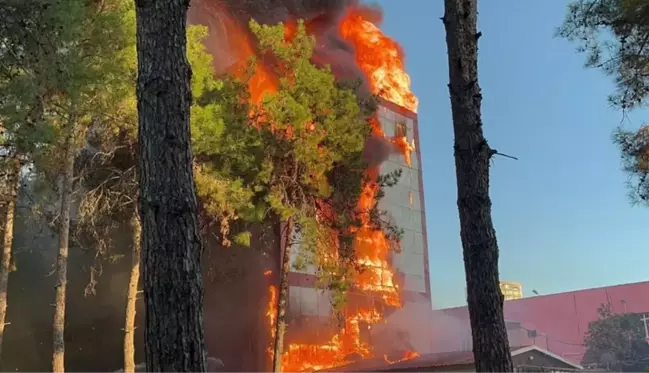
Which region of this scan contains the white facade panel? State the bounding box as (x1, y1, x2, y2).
(288, 286, 332, 317)
(376, 106, 427, 294)
(404, 274, 427, 293)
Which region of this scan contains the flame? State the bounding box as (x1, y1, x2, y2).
(384, 350, 420, 364)
(391, 136, 415, 167)
(351, 159, 401, 308)
(281, 310, 383, 372)
(267, 285, 278, 338)
(217, 7, 278, 103)
(339, 9, 419, 113)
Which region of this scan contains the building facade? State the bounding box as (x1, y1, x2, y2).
(500, 281, 523, 301)
(284, 100, 431, 339)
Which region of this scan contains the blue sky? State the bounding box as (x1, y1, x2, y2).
(372, 0, 649, 308)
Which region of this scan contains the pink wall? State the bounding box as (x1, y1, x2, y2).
(439, 281, 649, 363)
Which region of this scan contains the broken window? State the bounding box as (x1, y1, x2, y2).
(395, 122, 407, 138)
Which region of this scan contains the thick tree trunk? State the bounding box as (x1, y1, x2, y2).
(134, 0, 207, 371)
(124, 212, 142, 373)
(272, 220, 292, 373)
(0, 157, 21, 361)
(53, 128, 76, 373)
(442, 0, 513, 371)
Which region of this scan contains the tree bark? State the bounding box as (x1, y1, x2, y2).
(442, 0, 513, 371)
(53, 124, 76, 373)
(0, 157, 21, 362)
(124, 211, 142, 373)
(272, 220, 292, 373)
(134, 0, 207, 371)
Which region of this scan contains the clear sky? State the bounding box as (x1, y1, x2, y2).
(372, 0, 649, 308)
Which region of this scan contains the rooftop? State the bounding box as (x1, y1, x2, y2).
(318, 346, 583, 372)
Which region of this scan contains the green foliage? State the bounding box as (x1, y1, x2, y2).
(559, 0, 649, 206)
(613, 125, 649, 204)
(0, 0, 137, 185)
(187, 25, 265, 245)
(558, 0, 649, 109)
(582, 304, 649, 370)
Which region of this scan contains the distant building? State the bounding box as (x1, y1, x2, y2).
(500, 281, 523, 301)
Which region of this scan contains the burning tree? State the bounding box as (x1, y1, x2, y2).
(234, 19, 388, 372)
(187, 10, 410, 369)
(237, 6, 422, 372)
(244, 22, 384, 372)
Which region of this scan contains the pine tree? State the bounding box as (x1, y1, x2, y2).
(243, 20, 392, 372)
(559, 0, 649, 205)
(76, 21, 230, 372)
(0, 0, 138, 370)
(134, 0, 208, 369)
(442, 0, 513, 370)
(0, 1, 58, 359)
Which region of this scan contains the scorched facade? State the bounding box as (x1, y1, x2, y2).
(285, 100, 430, 331)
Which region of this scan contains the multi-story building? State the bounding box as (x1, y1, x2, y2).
(500, 281, 523, 301)
(282, 100, 431, 363)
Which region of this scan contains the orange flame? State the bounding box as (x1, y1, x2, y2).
(267, 285, 278, 339)
(391, 136, 415, 167)
(216, 7, 278, 103)
(266, 304, 384, 372)
(340, 9, 419, 113)
(384, 350, 421, 364)
(351, 161, 401, 308)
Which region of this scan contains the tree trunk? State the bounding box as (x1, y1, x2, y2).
(134, 0, 207, 371)
(53, 127, 76, 373)
(124, 212, 142, 373)
(272, 220, 292, 373)
(442, 0, 513, 371)
(0, 157, 21, 361)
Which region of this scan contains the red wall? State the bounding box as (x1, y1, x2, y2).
(439, 281, 649, 363)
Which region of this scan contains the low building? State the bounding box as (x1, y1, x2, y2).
(440, 280, 649, 364)
(321, 346, 583, 372)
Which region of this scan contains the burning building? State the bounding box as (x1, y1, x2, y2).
(187, 1, 431, 371)
(280, 100, 431, 372)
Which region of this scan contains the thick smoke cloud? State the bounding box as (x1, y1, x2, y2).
(188, 0, 377, 92)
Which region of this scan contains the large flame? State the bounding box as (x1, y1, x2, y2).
(339, 9, 419, 113)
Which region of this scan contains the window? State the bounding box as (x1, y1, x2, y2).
(396, 122, 407, 138)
